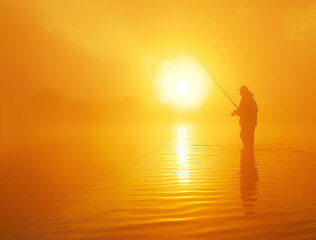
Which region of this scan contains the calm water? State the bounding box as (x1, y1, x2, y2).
(0, 124, 315, 240)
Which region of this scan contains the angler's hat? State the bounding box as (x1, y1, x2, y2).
(238, 86, 248, 92)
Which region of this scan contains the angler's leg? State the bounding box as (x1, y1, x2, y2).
(240, 125, 255, 147)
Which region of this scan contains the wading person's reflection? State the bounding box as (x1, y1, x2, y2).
(239, 147, 258, 215)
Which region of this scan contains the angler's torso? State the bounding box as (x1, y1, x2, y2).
(239, 97, 258, 126)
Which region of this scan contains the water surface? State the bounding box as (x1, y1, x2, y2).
(0, 124, 315, 240)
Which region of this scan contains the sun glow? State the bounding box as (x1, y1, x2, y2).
(155, 56, 211, 109)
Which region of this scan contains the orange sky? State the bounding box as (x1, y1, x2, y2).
(1, 0, 316, 125)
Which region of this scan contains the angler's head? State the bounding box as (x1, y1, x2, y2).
(239, 85, 248, 97)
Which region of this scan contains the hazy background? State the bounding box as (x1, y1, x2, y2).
(1, 2, 316, 239)
(1, 0, 316, 129)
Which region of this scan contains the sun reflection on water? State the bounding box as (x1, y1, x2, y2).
(177, 128, 190, 183)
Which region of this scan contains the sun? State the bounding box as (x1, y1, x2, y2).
(155, 56, 211, 109)
(176, 81, 190, 96)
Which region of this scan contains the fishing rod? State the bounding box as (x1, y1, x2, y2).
(210, 74, 239, 109)
(202, 64, 239, 109)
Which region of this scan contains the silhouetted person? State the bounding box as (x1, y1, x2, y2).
(239, 147, 258, 215)
(232, 86, 258, 147)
